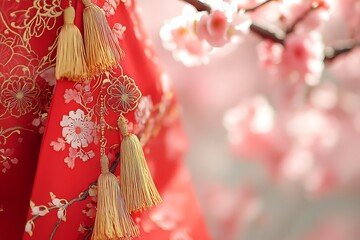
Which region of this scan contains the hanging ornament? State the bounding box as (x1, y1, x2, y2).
(118, 115, 162, 213)
(82, 0, 125, 76)
(55, 1, 88, 81)
(92, 92, 139, 240)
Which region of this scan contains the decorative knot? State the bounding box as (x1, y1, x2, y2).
(117, 115, 129, 137)
(100, 155, 110, 174)
(82, 0, 93, 7)
(63, 6, 75, 24)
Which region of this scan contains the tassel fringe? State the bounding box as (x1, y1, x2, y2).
(92, 155, 139, 240)
(118, 115, 162, 213)
(55, 6, 88, 81)
(82, 0, 125, 76)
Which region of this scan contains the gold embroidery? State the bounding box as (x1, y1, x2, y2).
(106, 73, 142, 113)
(1, 76, 40, 117)
(9, 0, 62, 44)
(0, 0, 63, 173)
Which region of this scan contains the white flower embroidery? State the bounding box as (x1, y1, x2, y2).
(60, 109, 94, 148)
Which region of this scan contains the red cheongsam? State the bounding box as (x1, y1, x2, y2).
(0, 0, 210, 239)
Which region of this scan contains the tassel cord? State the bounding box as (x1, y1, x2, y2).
(118, 115, 162, 213)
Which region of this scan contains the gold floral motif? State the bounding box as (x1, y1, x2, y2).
(107, 75, 142, 113)
(9, 0, 62, 43)
(1, 76, 40, 117)
(0, 0, 63, 174)
(0, 34, 38, 78)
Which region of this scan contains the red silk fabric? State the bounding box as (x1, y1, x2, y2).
(0, 1, 210, 239)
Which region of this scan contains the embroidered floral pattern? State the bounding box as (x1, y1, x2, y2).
(1, 76, 40, 117)
(0, 148, 18, 173)
(0, 0, 61, 175)
(10, 0, 62, 42)
(103, 0, 120, 17)
(60, 109, 95, 149)
(113, 23, 126, 40)
(135, 96, 153, 125)
(107, 75, 141, 113)
(25, 193, 69, 237)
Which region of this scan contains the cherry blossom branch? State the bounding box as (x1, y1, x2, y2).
(84, 226, 94, 240)
(325, 41, 359, 61)
(286, 4, 319, 34)
(287, 11, 311, 34)
(244, 0, 276, 12)
(29, 155, 120, 238)
(180, 0, 358, 62)
(179, 0, 285, 44)
(181, 0, 211, 12)
(50, 219, 62, 240)
(249, 24, 284, 44)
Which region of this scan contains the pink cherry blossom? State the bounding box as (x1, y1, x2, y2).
(259, 31, 325, 85)
(257, 40, 284, 67)
(280, 0, 332, 33)
(224, 95, 284, 162)
(197, 10, 230, 47)
(160, 7, 213, 66)
(196, 8, 251, 47)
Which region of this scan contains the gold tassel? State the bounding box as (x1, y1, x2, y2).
(82, 0, 125, 76)
(55, 5, 88, 81)
(118, 115, 162, 213)
(92, 155, 140, 240)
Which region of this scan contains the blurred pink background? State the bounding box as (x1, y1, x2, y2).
(138, 1, 360, 239)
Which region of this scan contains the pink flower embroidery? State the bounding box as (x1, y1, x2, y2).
(103, 0, 118, 17)
(60, 109, 95, 149)
(1, 148, 18, 173)
(258, 32, 324, 85)
(64, 147, 95, 169)
(113, 23, 126, 40)
(82, 202, 96, 218)
(135, 96, 153, 125)
(50, 138, 66, 151)
(40, 67, 56, 86)
(64, 89, 81, 103)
